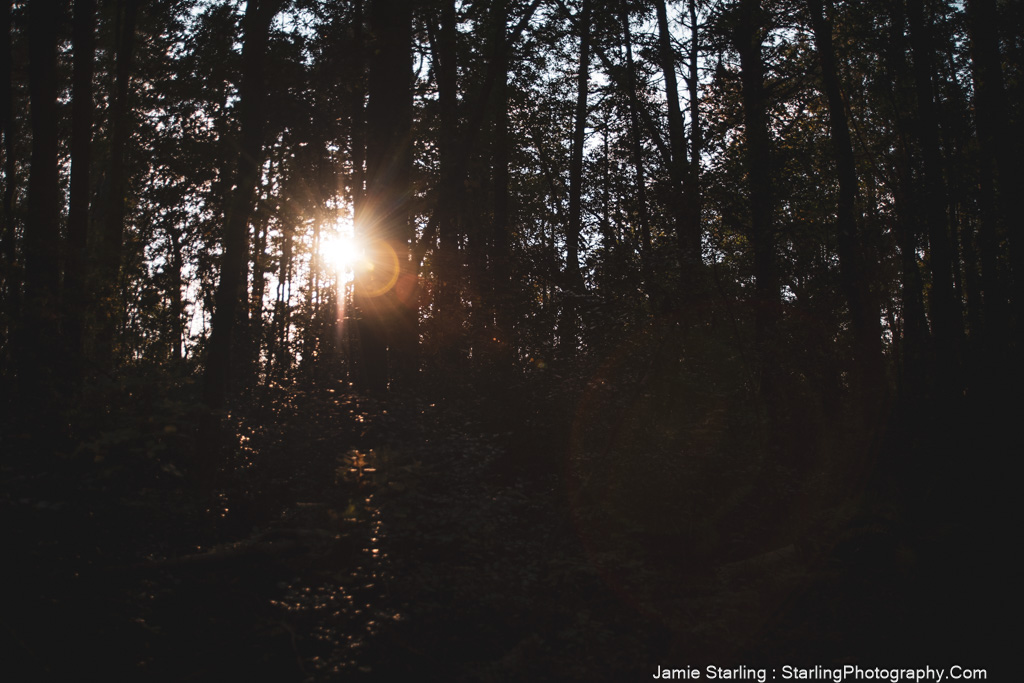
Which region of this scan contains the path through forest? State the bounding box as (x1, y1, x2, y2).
(4, 382, 997, 681)
(239, 386, 670, 680)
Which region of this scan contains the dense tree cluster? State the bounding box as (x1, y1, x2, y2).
(1, 0, 1020, 479)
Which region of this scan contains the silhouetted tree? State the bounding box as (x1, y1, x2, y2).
(203, 0, 284, 410)
(354, 0, 415, 392)
(807, 0, 884, 406)
(22, 0, 62, 415)
(64, 0, 96, 388)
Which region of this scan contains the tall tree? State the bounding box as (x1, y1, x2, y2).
(807, 0, 885, 401)
(0, 0, 17, 331)
(879, 0, 929, 395)
(348, 0, 366, 231)
(96, 0, 139, 369)
(22, 0, 62, 408)
(64, 0, 96, 387)
(432, 0, 462, 363)
(687, 0, 702, 233)
(488, 0, 514, 364)
(620, 1, 651, 271)
(354, 0, 415, 392)
(731, 0, 780, 353)
(965, 0, 1011, 354)
(907, 0, 962, 396)
(656, 0, 700, 279)
(203, 0, 282, 410)
(561, 0, 590, 358)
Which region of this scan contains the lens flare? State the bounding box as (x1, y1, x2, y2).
(357, 240, 401, 297)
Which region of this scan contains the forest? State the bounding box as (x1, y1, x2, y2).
(1, 0, 1015, 679)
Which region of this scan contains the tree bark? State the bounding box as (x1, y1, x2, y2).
(272, 219, 293, 380)
(733, 0, 780, 348)
(620, 1, 651, 268)
(248, 196, 269, 378)
(807, 0, 885, 401)
(656, 0, 700, 275)
(23, 0, 62, 407)
(1, 0, 18, 330)
(96, 0, 139, 370)
(203, 0, 280, 410)
(966, 0, 1011, 353)
(687, 0, 701, 189)
(885, 2, 929, 396)
(167, 228, 184, 363)
(349, 0, 366, 220)
(413, 0, 543, 273)
(355, 0, 415, 393)
(561, 0, 590, 360)
(65, 0, 97, 387)
(489, 0, 514, 362)
(907, 0, 963, 396)
(433, 0, 462, 363)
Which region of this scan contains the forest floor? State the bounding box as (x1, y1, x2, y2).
(3, 379, 1001, 681)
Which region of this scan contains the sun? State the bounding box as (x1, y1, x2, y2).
(319, 221, 401, 297)
(321, 227, 363, 275)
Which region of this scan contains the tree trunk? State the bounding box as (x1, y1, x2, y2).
(96, 0, 139, 370)
(733, 0, 791, 462)
(346, 0, 366, 380)
(907, 0, 962, 397)
(894, 202, 930, 396)
(355, 0, 415, 393)
(202, 0, 279, 410)
(272, 220, 293, 380)
(489, 0, 514, 364)
(656, 0, 700, 276)
(301, 219, 320, 378)
(561, 0, 589, 360)
(249, 198, 269, 379)
(688, 0, 701, 194)
(433, 0, 462, 364)
(22, 0, 62, 410)
(349, 0, 366, 220)
(966, 0, 1011, 354)
(885, 2, 930, 397)
(1, 0, 19, 336)
(807, 0, 885, 401)
(620, 1, 651, 269)
(413, 0, 543, 274)
(600, 127, 615, 253)
(733, 0, 780, 349)
(64, 0, 97, 387)
(167, 228, 184, 363)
